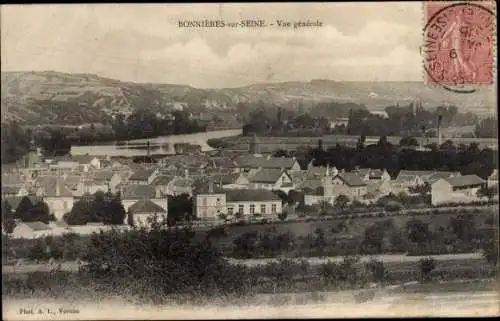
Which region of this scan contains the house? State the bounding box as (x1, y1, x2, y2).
(71, 155, 102, 172)
(232, 155, 301, 172)
(324, 172, 367, 202)
(488, 169, 498, 188)
(354, 168, 391, 183)
(128, 198, 168, 226)
(194, 184, 283, 220)
(128, 168, 160, 185)
(225, 189, 282, 218)
(10, 221, 53, 239)
(211, 172, 250, 189)
(34, 176, 75, 221)
(194, 183, 227, 220)
(86, 170, 122, 193)
(152, 175, 174, 198)
(303, 186, 326, 206)
(2, 186, 21, 197)
(431, 175, 487, 205)
(83, 179, 109, 194)
(391, 170, 432, 192)
(167, 177, 194, 196)
(121, 184, 168, 212)
(247, 169, 294, 193)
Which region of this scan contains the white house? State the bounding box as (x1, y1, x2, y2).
(194, 183, 282, 220)
(121, 184, 168, 212)
(225, 189, 282, 218)
(324, 172, 367, 202)
(128, 198, 168, 226)
(35, 177, 75, 221)
(488, 169, 498, 188)
(431, 175, 487, 205)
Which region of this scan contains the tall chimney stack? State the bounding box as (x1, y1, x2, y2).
(437, 115, 443, 146)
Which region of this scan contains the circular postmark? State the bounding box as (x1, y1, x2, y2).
(422, 2, 495, 94)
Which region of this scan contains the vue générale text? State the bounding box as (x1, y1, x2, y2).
(178, 20, 323, 28)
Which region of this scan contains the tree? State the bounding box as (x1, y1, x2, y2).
(418, 257, 436, 282)
(448, 214, 476, 242)
(481, 230, 498, 266)
(334, 194, 350, 213)
(102, 195, 126, 225)
(2, 200, 16, 234)
(278, 211, 287, 221)
(167, 194, 193, 226)
(406, 219, 431, 245)
(399, 136, 419, 147)
(15, 196, 33, 221)
(365, 260, 387, 283)
(477, 186, 498, 201)
(64, 198, 91, 225)
(27, 201, 50, 223)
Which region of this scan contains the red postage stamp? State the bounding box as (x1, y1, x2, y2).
(422, 1, 495, 92)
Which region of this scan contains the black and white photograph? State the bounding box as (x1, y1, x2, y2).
(1, 2, 498, 319)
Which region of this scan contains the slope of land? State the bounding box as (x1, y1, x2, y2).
(1, 71, 495, 125)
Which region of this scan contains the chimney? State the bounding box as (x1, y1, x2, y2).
(437, 115, 443, 146)
(55, 181, 60, 197)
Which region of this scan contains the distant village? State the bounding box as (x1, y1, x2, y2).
(2, 132, 498, 241)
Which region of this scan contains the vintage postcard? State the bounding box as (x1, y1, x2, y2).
(1, 2, 498, 320)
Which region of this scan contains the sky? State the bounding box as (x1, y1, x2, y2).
(1, 3, 424, 88)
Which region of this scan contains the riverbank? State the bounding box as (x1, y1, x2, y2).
(206, 134, 499, 152)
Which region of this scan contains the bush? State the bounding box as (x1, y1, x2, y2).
(384, 201, 404, 212)
(418, 257, 437, 282)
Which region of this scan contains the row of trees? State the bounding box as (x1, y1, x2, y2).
(306, 139, 496, 179)
(2, 198, 53, 234)
(63, 191, 126, 225)
(224, 212, 497, 263)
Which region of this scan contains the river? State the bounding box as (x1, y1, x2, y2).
(70, 129, 242, 157)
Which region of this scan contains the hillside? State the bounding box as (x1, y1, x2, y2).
(1, 71, 495, 125)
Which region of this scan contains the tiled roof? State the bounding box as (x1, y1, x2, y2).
(53, 155, 97, 165)
(170, 177, 193, 188)
(2, 174, 24, 186)
(211, 157, 236, 168)
(233, 156, 297, 169)
(89, 171, 116, 182)
(426, 172, 460, 184)
(225, 189, 281, 202)
(129, 199, 166, 214)
(335, 173, 366, 187)
(121, 185, 156, 199)
(211, 172, 242, 185)
(355, 168, 385, 179)
(194, 182, 225, 194)
(445, 175, 486, 187)
(152, 175, 174, 186)
(300, 178, 323, 191)
(129, 168, 156, 181)
(2, 186, 20, 195)
(248, 168, 285, 183)
(397, 170, 436, 180)
(34, 176, 74, 197)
